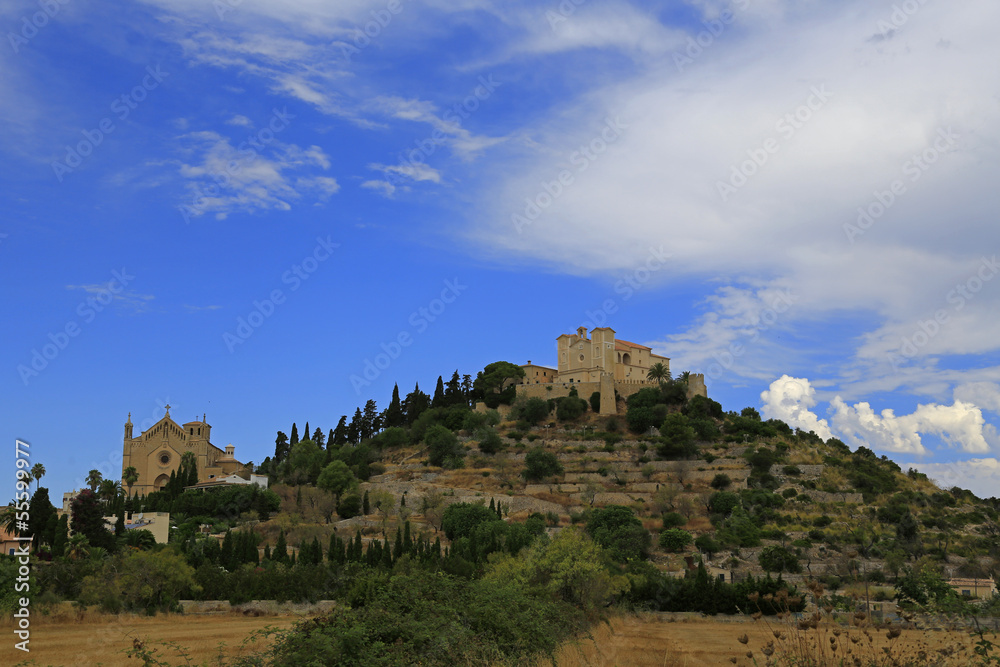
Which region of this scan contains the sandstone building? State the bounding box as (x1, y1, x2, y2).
(517, 327, 706, 414)
(120, 406, 250, 495)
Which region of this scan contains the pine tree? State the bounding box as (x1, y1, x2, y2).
(362, 400, 380, 441)
(445, 370, 461, 405)
(333, 417, 348, 446)
(313, 427, 325, 448)
(290, 423, 299, 446)
(461, 374, 473, 404)
(386, 383, 404, 428)
(348, 409, 362, 445)
(404, 382, 431, 424)
(274, 431, 289, 463)
(432, 376, 446, 408)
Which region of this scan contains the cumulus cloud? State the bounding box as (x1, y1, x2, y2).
(829, 397, 990, 456)
(760, 376, 834, 440)
(954, 382, 1000, 415)
(913, 458, 1000, 499)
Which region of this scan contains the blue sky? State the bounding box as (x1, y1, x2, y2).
(3, 0, 999, 498)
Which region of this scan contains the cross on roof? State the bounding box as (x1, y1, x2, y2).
(164, 404, 171, 417)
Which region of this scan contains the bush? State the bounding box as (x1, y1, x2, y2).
(476, 428, 503, 455)
(658, 414, 697, 459)
(710, 474, 732, 490)
(337, 493, 362, 519)
(708, 491, 740, 516)
(659, 528, 693, 552)
(513, 397, 550, 425)
(661, 512, 686, 529)
(589, 392, 601, 413)
(758, 545, 800, 573)
(524, 448, 563, 480)
(556, 396, 588, 421)
(694, 534, 721, 557)
(426, 424, 464, 469)
(586, 505, 651, 562)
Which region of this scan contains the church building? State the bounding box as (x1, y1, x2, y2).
(120, 405, 250, 495)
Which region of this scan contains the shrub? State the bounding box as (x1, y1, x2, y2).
(476, 428, 504, 455)
(661, 512, 686, 529)
(589, 392, 602, 413)
(556, 396, 588, 421)
(710, 473, 732, 490)
(426, 425, 464, 469)
(586, 505, 651, 562)
(659, 528, 693, 552)
(512, 397, 550, 425)
(524, 448, 563, 480)
(758, 545, 801, 573)
(708, 491, 740, 516)
(337, 493, 362, 519)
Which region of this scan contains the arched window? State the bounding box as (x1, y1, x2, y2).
(622, 353, 631, 365)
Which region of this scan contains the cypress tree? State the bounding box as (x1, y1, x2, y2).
(353, 530, 363, 562)
(333, 416, 348, 446)
(274, 529, 289, 564)
(432, 376, 446, 408)
(381, 538, 393, 568)
(290, 423, 299, 446)
(313, 427, 325, 448)
(393, 527, 403, 560)
(303, 422, 311, 443)
(52, 514, 69, 557)
(312, 536, 322, 564)
(386, 383, 404, 428)
(489, 498, 495, 513)
(221, 530, 234, 570)
(363, 490, 370, 515)
(115, 509, 124, 537)
(264, 544, 271, 561)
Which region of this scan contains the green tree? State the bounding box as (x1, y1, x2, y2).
(425, 424, 464, 469)
(318, 460, 356, 499)
(122, 466, 139, 498)
(273, 529, 289, 564)
(659, 528, 693, 552)
(514, 397, 550, 425)
(586, 505, 651, 562)
(86, 469, 103, 492)
(524, 448, 563, 480)
(474, 361, 525, 407)
(432, 376, 446, 408)
(658, 413, 697, 458)
(290, 423, 299, 446)
(476, 428, 503, 454)
(28, 487, 57, 550)
(337, 493, 362, 519)
(274, 431, 290, 463)
(646, 362, 671, 385)
(79, 548, 198, 612)
(70, 489, 115, 551)
(332, 416, 349, 446)
(51, 514, 69, 558)
(31, 463, 45, 492)
(386, 383, 405, 428)
(758, 545, 800, 573)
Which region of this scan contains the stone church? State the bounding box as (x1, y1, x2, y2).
(517, 326, 707, 414)
(121, 406, 249, 495)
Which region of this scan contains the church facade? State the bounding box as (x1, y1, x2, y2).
(120, 406, 249, 495)
(517, 326, 706, 414)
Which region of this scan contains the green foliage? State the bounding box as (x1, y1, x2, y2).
(337, 493, 362, 519)
(442, 502, 501, 541)
(758, 545, 801, 573)
(708, 491, 740, 516)
(475, 427, 503, 454)
(555, 395, 588, 421)
(589, 391, 602, 413)
(684, 394, 723, 420)
(317, 460, 356, 497)
(895, 564, 967, 612)
(694, 534, 721, 557)
(70, 488, 115, 552)
(710, 473, 732, 490)
(659, 528, 693, 552)
(79, 547, 198, 612)
(511, 397, 550, 425)
(586, 505, 651, 562)
(474, 361, 525, 407)
(661, 512, 686, 529)
(425, 424, 464, 469)
(658, 413, 697, 459)
(523, 447, 563, 480)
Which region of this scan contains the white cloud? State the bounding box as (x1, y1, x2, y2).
(226, 115, 253, 127)
(66, 284, 155, 313)
(362, 180, 396, 198)
(830, 397, 990, 456)
(174, 130, 337, 219)
(954, 382, 1000, 415)
(369, 161, 442, 184)
(913, 458, 1000, 499)
(760, 376, 834, 440)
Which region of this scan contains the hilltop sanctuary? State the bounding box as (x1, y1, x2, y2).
(517, 327, 706, 414)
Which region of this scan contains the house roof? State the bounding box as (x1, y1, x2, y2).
(615, 338, 651, 351)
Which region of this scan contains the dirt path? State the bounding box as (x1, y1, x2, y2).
(0, 613, 298, 667)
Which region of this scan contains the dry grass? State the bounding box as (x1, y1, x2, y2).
(0, 609, 297, 667)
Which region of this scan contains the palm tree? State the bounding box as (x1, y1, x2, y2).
(31, 463, 45, 493)
(86, 469, 103, 492)
(66, 533, 90, 560)
(122, 466, 139, 498)
(98, 479, 121, 510)
(647, 362, 671, 385)
(0, 504, 17, 534)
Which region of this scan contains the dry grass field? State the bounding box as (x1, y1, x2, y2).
(0, 609, 298, 667)
(548, 613, 991, 667)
